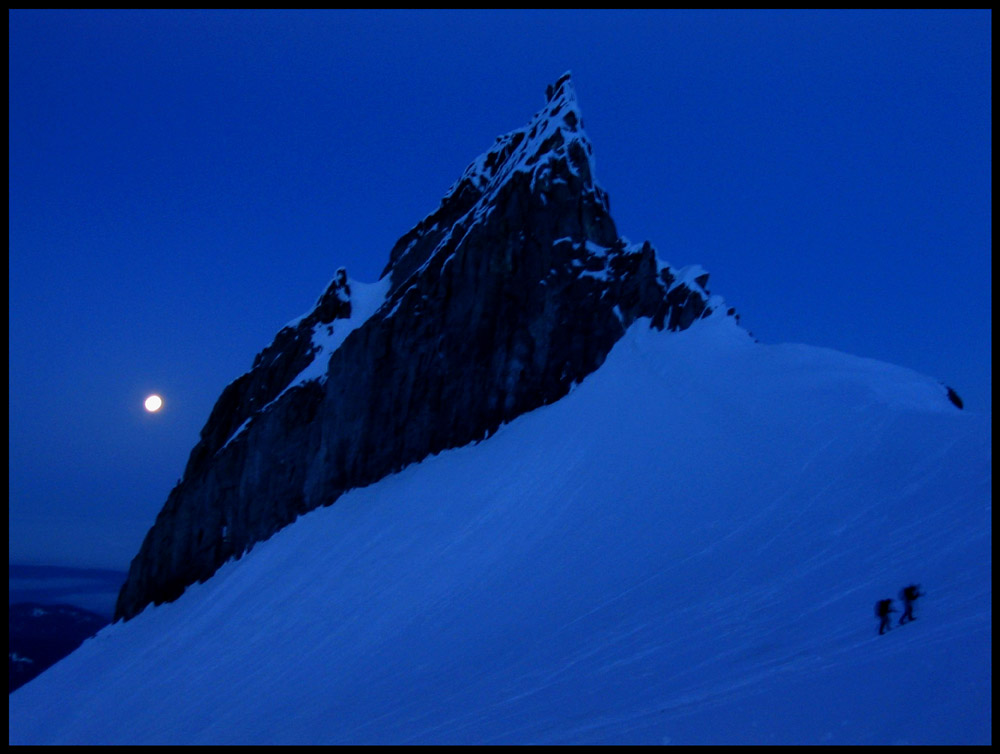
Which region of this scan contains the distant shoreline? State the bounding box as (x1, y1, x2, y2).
(9, 564, 128, 619)
(9, 564, 128, 581)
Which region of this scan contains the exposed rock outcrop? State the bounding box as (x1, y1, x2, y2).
(945, 384, 964, 409)
(115, 73, 729, 621)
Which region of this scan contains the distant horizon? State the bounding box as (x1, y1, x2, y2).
(9, 564, 127, 619)
(9, 564, 128, 580)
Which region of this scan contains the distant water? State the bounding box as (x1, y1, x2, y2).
(9, 565, 127, 620)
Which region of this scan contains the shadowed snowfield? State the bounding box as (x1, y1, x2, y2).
(9, 315, 991, 744)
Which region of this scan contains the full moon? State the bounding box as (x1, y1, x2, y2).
(144, 394, 163, 413)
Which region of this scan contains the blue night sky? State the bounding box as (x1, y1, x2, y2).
(9, 10, 991, 571)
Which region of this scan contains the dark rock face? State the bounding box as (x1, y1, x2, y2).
(115, 73, 727, 621)
(945, 385, 964, 409)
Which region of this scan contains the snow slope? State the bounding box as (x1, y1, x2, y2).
(8, 315, 991, 744)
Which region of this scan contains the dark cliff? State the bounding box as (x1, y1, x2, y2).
(115, 73, 727, 621)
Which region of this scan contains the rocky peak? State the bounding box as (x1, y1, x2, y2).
(445, 70, 595, 207)
(115, 74, 733, 622)
(381, 71, 611, 295)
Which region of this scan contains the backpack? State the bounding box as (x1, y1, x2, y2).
(875, 599, 891, 617)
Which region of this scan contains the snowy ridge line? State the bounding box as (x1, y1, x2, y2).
(219, 276, 391, 451)
(668, 264, 710, 294)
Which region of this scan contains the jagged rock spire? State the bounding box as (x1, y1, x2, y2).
(115, 75, 726, 622)
(381, 71, 611, 294)
(445, 71, 596, 204)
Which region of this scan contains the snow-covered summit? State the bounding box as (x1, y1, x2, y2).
(10, 68, 987, 743)
(445, 71, 600, 207)
(380, 71, 610, 293)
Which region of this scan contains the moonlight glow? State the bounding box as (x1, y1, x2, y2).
(144, 395, 163, 413)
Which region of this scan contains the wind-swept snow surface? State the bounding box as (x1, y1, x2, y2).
(9, 317, 990, 745)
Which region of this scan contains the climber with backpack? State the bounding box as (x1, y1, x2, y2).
(875, 598, 896, 635)
(899, 584, 924, 625)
